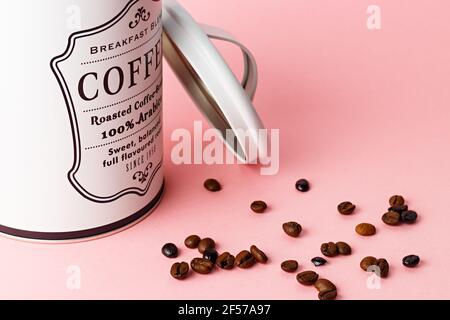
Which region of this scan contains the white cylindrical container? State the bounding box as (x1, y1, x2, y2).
(0, 0, 264, 242)
(0, 0, 164, 241)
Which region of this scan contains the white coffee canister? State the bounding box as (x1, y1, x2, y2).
(0, 0, 264, 242)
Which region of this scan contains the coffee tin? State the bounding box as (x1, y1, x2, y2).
(0, 0, 263, 242)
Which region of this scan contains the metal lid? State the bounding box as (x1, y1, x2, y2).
(162, 0, 265, 163)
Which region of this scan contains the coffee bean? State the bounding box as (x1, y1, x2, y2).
(204, 179, 221, 192)
(184, 235, 201, 249)
(376, 258, 389, 278)
(235, 250, 256, 269)
(389, 205, 408, 214)
(283, 222, 302, 238)
(337, 202, 356, 215)
(403, 255, 420, 268)
(336, 242, 352, 255)
(203, 249, 219, 263)
(360, 256, 377, 271)
(191, 258, 214, 274)
(382, 211, 401, 226)
(170, 262, 189, 280)
(311, 257, 327, 267)
(355, 223, 376, 236)
(389, 195, 405, 207)
(318, 289, 338, 301)
(281, 260, 298, 273)
(198, 238, 216, 254)
(162, 243, 178, 258)
(320, 242, 338, 257)
(250, 245, 268, 263)
(314, 278, 336, 292)
(251, 201, 268, 214)
(295, 179, 310, 192)
(314, 279, 337, 300)
(216, 252, 235, 270)
(296, 271, 319, 286)
(401, 210, 418, 224)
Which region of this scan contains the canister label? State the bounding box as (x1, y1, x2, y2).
(51, 0, 163, 203)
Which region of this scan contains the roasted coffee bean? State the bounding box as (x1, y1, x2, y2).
(320, 242, 338, 257)
(235, 250, 256, 269)
(355, 223, 376, 236)
(170, 262, 189, 280)
(401, 210, 418, 224)
(360, 256, 377, 271)
(314, 278, 336, 292)
(251, 201, 268, 214)
(296, 271, 319, 285)
(336, 242, 352, 255)
(281, 260, 298, 273)
(318, 289, 338, 301)
(382, 211, 401, 226)
(376, 258, 390, 278)
(250, 245, 268, 263)
(198, 238, 216, 254)
(389, 205, 408, 213)
(403, 255, 420, 268)
(204, 179, 221, 192)
(389, 195, 405, 207)
(191, 258, 214, 274)
(295, 179, 310, 192)
(314, 279, 337, 300)
(311, 257, 327, 266)
(337, 202, 356, 215)
(203, 249, 219, 263)
(283, 222, 302, 237)
(216, 252, 235, 270)
(184, 235, 201, 249)
(162, 243, 178, 258)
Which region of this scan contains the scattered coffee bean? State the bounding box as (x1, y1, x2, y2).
(281, 260, 299, 273)
(170, 262, 190, 280)
(295, 179, 310, 192)
(318, 289, 338, 300)
(314, 279, 337, 300)
(296, 271, 319, 286)
(382, 211, 401, 226)
(203, 248, 219, 263)
(401, 210, 418, 224)
(376, 258, 390, 278)
(216, 252, 235, 270)
(355, 223, 376, 236)
(250, 201, 268, 214)
(337, 202, 356, 215)
(403, 255, 420, 268)
(162, 243, 178, 258)
(191, 258, 214, 274)
(311, 257, 327, 266)
(360, 256, 377, 271)
(283, 222, 302, 238)
(389, 205, 408, 214)
(198, 238, 216, 254)
(389, 195, 405, 207)
(320, 242, 338, 257)
(184, 235, 201, 249)
(250, 245, 268, 263)
(235, 250, 256, 269)
(204, 179, 221, 192)
(336, 241, 352, 255)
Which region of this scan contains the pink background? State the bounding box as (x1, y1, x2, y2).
(2, 0, 450, 299)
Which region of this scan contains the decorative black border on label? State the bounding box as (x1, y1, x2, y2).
(50, 0, 162, 203)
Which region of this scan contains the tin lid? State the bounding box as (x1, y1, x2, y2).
(162, 0, 265, 163)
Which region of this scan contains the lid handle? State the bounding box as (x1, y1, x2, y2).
(200, 24, 258, 101)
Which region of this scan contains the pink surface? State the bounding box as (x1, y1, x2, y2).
(2, 0, 450, 299)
